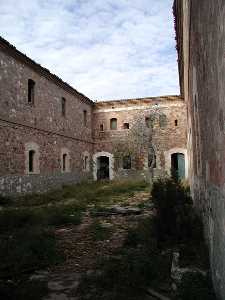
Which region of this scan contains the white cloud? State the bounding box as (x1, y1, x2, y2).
(0, 0, 179, 100)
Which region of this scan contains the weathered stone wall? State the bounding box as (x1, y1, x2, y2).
(188, 1, 225, 298)
(0, 40, 94, 195)
(175, 0, 225, 298)
(93, 96, 187, 180)
(0, 121, 93, 195)
(0, 36, 188, 196)
(0, 48, 93, 141)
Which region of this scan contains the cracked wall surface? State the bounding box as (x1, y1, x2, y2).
(174, 0, 225, 298)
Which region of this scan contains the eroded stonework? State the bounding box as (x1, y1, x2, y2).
(0, 36, 187, 196)
(174, 1, 225, 298)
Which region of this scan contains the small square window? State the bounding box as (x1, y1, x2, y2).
(123, 123, 129, 129)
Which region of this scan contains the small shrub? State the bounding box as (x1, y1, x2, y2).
(46, 206, 82, 226)
(125, 217, 157, 249)
(152, 178, 201, 243)
(0, 209, 40, 233)
(177, 273, 216, 300)
(78, 246, 171, 300)
(0, 279, 49, 300)
(0, 195, 12, 206)
(0, 227, 61, 279)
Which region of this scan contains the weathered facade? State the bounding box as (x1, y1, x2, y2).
(0, 37, 94, 195)
(0, 36, 187, 196)
(93, 97, 187, 181)
(174, 1, 225, 298)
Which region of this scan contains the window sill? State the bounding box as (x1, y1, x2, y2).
(27, 172, 39, 175)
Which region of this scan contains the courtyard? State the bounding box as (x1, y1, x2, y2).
(0, 179, 215, 300)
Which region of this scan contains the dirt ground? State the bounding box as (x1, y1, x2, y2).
(32, 190, 154, 300)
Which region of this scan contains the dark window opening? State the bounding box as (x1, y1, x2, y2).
(123, 155, 131, 169)
(62, 97, 66, 117)
(100, 124, 104, 131)
(83, 110, 87, 126)
(159, 114, 167, 128)
(62, 153, 67, 172)
(84, 156, 88, 170)
(175, 119, 178, 126)
(145, 117, 150, 128)
(28, 79, 35, 104)
(123, 123, 129, 129)
(110, 118, 117, 130)
(29, 150, 35, 173)
(194, 94, 197, 110)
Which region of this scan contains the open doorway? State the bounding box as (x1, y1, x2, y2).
(97, 156, 110, 180)
(171, 153, 185, 180)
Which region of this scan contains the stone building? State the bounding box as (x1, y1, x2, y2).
(0, 35, 187, 196)
(93, 97, 187, 181)
(0, 36, 94, 195)
(174, 0, 225, 298)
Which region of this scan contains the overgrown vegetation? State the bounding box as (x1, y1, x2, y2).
(89, 220, 113, 241)
(0, 179, 216, 299)
(0, 180, 148, 277)
(177, 272, 216, 300)
(0, 278, 48, 300)
(152, 177, 215, 299)
(77, 216, 170, 300)
(77, 178, 215, 300)
(152, 177, 203, 244)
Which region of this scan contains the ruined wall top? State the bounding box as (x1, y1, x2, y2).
(94, 95, 184, 110)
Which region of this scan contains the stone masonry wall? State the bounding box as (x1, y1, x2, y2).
(0, 41, 94, 196)
(175, 0, 225, 298)
(188, 1, 225, 298)
(93, 96, 187, 180)
(0, 36, 188, 196)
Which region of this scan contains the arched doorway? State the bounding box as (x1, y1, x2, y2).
(93, 152, 114, 181)
(97, 156, 109, 180)
(164, 148, 188, 179)
(171, 153, 185, 180)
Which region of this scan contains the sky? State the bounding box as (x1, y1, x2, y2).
(0, 0, 179, 100)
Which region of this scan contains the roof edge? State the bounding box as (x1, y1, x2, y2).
(95, 95, 183, 105)
(0, 36, 94, 106)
